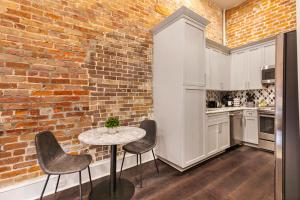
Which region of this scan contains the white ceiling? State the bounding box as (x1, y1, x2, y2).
(212, 0, 248, 9)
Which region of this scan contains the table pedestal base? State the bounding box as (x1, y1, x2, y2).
(89, 178, 135, 200)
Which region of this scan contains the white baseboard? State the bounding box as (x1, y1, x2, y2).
(0, 152, 153, 200)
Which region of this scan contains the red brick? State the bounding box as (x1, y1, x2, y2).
(1, 169, 27, 179)
(53, 91, 72, 95)
(6, 62, 30, 69)
(13, 161, 36, 169)
(51, 79, 70, 84)
(7, 8, 31, 19)
(31, 91, 53, 96)
(0, 166, 11, 173)
(0, 156, 23, 165)
(0, 136, 18, 145)
(73, 90, 89, 95)
(4, 142, 28, 151)
(28, 77, 49, 83)
(13, 149, 25, 156)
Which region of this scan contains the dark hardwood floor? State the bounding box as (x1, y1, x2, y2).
(43, 146, 275, 200)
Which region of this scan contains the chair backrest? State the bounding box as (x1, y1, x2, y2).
(35, 131, 65, 172)
(140, 120, 157, 145)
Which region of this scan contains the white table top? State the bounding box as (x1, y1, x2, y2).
(78, 126, 146, 146)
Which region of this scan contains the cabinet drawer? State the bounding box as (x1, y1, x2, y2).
(243, 110, 257, 117)
(207, 112, 229, 123)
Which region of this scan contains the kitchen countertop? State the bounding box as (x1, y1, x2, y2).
(206, 107, 258, 114)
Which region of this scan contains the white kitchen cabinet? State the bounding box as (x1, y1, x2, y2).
(206, 47, 230, 90)
(206, 122, 219, 156)
(152, 7, 209, 171)
(184, 22, 206, 87)
(230, 51, 248, 90)
(218, 121, 230, 150)
(230, 40, 275, 90)
(243, 110, 258, 144)
(262, 42, 276, 66)
(247, 46, 263, 89)
(206, 113, 230, 156)
(183, 89, 206, 165)
(221, 53, 231, 90)
(207, 48, 220, 90)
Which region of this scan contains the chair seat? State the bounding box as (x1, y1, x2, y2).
(46, 154, 92, 175)
(123, 139, 155, 154)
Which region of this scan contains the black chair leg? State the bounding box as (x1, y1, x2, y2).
(88, 166, 93, 191)
(139, 154, 143, 188)
(79, 171, 82, 200)
(40, 174, 50, 200)
(119, 151, 126, 179)
(55, 175, 60, 193)
(152, 149, 159, 175)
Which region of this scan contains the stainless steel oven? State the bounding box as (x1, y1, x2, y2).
(261, 65, 275, 84)
(258, 108, 275, 151)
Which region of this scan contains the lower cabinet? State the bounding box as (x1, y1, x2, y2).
(206, 122, 219, 156)
(243, 110, 259, 144)
(183, 89, 206, 166)
(218, 121, 230, 150)
(206, 113, 230, 157)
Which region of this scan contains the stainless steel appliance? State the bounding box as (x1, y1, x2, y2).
(261, 65, 275, 84)
(275, 31, 300, 200)
(229, 111, 243, 146)
(258, 107, 275, 151)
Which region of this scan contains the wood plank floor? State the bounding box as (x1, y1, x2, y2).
(43, 146, 275, 200)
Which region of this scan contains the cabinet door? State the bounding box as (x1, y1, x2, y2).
(209, 49, 221, 90)
(248, 47, 263, 89)
(206, 122, 219, 157)
(183, 89, 206, 166)
(205, 48, 210, 89)
(220, 53, 230, 90)
(244, 117, 259, 144)
(230, 51, 248, 90)
(183, 22, 206, 87)
(218, 121, 230, 150)
(263, 42, 275, 66)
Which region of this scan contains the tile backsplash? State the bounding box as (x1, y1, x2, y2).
(206, 85, 275, 107)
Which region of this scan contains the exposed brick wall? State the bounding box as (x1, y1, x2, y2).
(226, 0, 296, 48)
(0, 0, 222, 187)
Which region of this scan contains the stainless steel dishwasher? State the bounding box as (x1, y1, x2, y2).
(229, 111, 244, 146)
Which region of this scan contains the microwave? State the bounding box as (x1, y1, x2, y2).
(261, 65, 275, 84)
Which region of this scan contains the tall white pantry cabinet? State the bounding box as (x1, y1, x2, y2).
(151, 7, 209, 171)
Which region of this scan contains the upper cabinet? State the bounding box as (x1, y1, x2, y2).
(247, 46, 263, 89)
(184, 21, 206, 87)
(207, 38, 275, 91)
(262, 42, 276, 66)
(229, 39, 275, 90)
(206, 40, 231, 91)
(230, 50, 248, 90)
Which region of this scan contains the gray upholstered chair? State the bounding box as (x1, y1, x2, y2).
(35, 131, 93, 200)
(119, 120, 159, 187)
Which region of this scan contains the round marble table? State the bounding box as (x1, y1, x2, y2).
(78, 126, 146, 200)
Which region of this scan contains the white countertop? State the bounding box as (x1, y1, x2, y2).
(206, 107, 258, 114)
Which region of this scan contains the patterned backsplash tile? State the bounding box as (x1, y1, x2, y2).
(206, 85, 275, 107)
